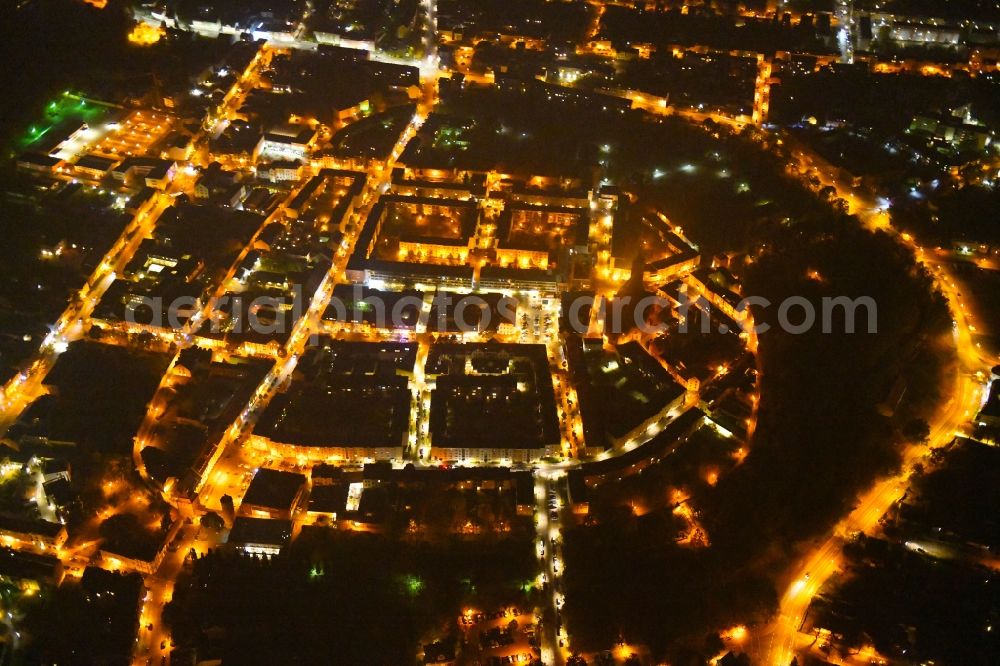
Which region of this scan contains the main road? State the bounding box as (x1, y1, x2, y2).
(533, 470, 570, 666)
(0, 172, 191, 432)
(190, 0, 441, 516)
(756, 138, 995, 666)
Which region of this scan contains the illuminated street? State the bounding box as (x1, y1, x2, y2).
(0, 1, 998, 664)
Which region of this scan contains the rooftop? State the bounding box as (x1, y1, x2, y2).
(241, 468, 307, 512)
(228, 517, 293, 548)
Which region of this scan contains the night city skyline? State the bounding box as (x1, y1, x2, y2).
(0, 1, 998, 664)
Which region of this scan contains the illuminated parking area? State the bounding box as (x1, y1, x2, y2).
(51, 124, 107, 162)
(88, 110, 175, 161)
(48, 108, 175, 167)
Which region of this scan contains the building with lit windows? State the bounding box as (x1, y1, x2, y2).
(0, 514, 67, 552)
(227, 517, 293, 556)
(425, 342, 560, 464)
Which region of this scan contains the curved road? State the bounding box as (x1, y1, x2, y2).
(757, 140, 994, 666)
